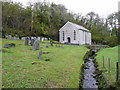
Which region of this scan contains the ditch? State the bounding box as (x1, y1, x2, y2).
(79, 50, 115, 89)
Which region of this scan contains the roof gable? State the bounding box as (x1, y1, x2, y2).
(67, 21, 89, 32)
(59, 21, 89, 32)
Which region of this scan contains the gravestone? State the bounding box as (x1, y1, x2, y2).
(38, 50, 43, 59)
(30, 39, 35, 46)
(31, 37, 34, 39)
(41, 38, 44, 42)
(4, 43, 9, 48)
(4, 43, 16, 48)
(46, 43, 49, 48)
(22, 37, 25, 40)
(34, 37, 37, 40)
(37, 37, 41, 41)
(24, 37, 29, 45)
(13, 37, 17, 39)
(44, 38, 47, 40)
(32, 43, 36, 50)
(35, 40, 40, 49)
(21, 37, 24, 40)
(32, 39, 40, 50)
(8, 35, 12, 39)
(5, 35, 8, 39)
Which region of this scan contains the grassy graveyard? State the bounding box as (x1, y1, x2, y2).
(1, 39, 88, 88)
(96, 46, 119, 87)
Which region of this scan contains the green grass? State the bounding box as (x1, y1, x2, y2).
(96, 46, 118, 86)
(2, 39, 88, 88)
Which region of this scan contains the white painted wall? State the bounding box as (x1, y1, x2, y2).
(59, 22, 91, 45)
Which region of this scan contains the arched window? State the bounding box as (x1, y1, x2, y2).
(74, 30, 76, 40)
(62, 31, 64, 41)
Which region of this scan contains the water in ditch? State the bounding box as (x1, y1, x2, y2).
(83, 55, 99, 89)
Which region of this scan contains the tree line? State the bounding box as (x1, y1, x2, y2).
(2, 1, 119, 46)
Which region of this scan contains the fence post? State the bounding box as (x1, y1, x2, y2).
(108, 58, 110, 73)
(103, 56, 104, 68)
(116, 62, 119, 81)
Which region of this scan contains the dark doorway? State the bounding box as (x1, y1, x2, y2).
(67, 37, 71, 43)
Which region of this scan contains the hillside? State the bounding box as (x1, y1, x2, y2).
(2, 39, 88, 88)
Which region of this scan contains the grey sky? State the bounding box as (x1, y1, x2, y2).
(12, 0, 120, 18)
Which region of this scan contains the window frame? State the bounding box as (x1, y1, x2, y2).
(74, 30, 76, 40)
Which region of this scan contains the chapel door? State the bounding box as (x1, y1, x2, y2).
(67, 37, 71, 43)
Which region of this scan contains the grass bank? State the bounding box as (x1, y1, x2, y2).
(96, 46, 119, 87)
(2, 39, 88, 88)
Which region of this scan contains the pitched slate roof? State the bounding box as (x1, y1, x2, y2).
(67, 21, 89, 32)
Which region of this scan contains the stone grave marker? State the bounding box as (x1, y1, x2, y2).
(4, 43, 9, 48)
(24, 37, 29, 45)
(32, 43, 36, 50)
(46, 43, 49, 48)
(30, 39, 35, 46)
(41, 38, 44, 42)
(35, 40, 40, 50)
(13, 37, 17, 39)
(22, 37, 25, 40)
(5, 35, 8, 39)
(38, 50, 43, 59)
(8, 35, 12, 39)
(4, 43, 16, 48)
(32, 39, 40, 50)
(44, 38, 47, 40)
(37, 37, 41, 41)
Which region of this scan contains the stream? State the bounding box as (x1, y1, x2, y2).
(83, 54, 99, 89)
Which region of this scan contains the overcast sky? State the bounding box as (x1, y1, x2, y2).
(12, 0, 120, 18)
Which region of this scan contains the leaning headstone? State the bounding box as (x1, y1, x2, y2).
(30, 39, 35, 46)
(24, 37, 29, 45)
(4, 43, 9, 48)
(38, 50, 43, 59)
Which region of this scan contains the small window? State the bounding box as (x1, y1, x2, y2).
(62, 31, 64, 41)
(74, 30, 76, 40)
